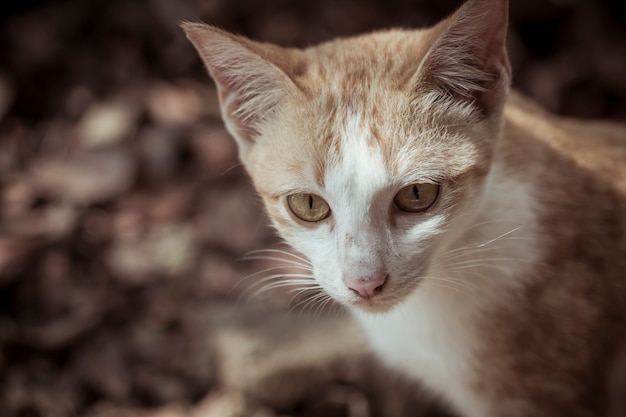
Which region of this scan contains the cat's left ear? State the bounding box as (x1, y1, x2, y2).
(415, 0, 512, 115)
(182, 23, 300, 152)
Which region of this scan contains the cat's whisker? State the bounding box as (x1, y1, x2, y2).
(247, 249, 311, 266)
(445, 263, 515, 276)
(235, 246, 320, 308)
(448, 236, 537, 255)
(472, 227, 523, 248)
(236, 272, 309, 296)
(253, 279, 317, 291)
(243, 260, 313, 274)
(247, 280, 316, 300)
(445, 256, 536, 266)
(287, 285, 323, 295)
(229, 266, 295, 297)
(441, 238, 538, 262)
(422, 276, 481, 298)
(309, 294, 329, 320)
(424, 281, 473, 296)
(242, 254, 313, 269)
(460, 218, 520, 232)
(253, 273, 315, 284)
(238, 266, 303, 283)
(314, 295, 339, 320)
(247, 275, 315, 292)
(240, 269, 313, 293)
(423, 275, 480, 292)
(286, 286, 317, 308)
(246, 248, 313, 266)
(441, 226, 524, 258)
(444, 257, 539, 273)
(291, 291, 330, 315)
(331, 300, 345, 316)
(444, 265, 536, 288)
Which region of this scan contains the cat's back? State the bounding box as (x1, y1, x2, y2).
(504, 90, 626, 194)
(503, 90, 626, 314)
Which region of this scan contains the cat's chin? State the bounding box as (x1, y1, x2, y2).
(350, 299, 398, 314)
(347, 278, 422, 314)
(348, 291, 412, 314)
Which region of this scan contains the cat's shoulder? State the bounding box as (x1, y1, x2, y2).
(505, 90, 626, 149)
(504, 90, 626, 190)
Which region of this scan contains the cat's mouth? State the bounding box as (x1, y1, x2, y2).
(348, 277, 423, 313)
(352, 297, 398, 313)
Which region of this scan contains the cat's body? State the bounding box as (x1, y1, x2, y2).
(183, 0, 626, 415)
(354, 91, 626, 416)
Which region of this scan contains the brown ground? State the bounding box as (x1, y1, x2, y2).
(0, 1, 625, 416)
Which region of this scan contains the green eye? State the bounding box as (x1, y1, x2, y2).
(394, 183, 439, 212)
(287, 193, 331, 222)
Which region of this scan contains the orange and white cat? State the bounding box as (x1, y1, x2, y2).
(183, 0, 626, 415)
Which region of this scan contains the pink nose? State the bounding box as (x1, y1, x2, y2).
(346, 274, 387, 298)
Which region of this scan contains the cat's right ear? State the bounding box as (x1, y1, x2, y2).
(181, 23, 298, 151)
(413, 0, 511, 116)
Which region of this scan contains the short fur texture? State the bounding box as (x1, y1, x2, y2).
(183, 0, 626, 415)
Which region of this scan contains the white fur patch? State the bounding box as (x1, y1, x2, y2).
(318, 112, 392, 296)
(353, 162, 542, 417)
(270, 104, 542, 417)
(325, 111, 390, 214)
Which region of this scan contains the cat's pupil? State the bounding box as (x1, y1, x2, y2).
(308, 195, 314, 209)
(413, 185, 420, 200)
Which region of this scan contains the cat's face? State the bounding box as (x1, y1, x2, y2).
(246, 80, 498, 313)
(184, 0, 511, 312)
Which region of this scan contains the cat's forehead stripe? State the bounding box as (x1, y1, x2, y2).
(323, 111, 390, 209)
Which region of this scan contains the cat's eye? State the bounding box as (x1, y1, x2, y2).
(394, 183, 439, 212)
(287, 193, 331, 222)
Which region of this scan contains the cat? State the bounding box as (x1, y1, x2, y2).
(182, 0, 626, 415)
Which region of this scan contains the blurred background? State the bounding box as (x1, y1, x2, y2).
(0, 1, 625, 417)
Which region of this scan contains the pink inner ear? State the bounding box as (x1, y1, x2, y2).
(183, 23, 290, 145)
(218, 65, 287, 139)
(416, 0, 510, 107)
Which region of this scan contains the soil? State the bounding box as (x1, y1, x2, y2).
(0, 0, 625, 416)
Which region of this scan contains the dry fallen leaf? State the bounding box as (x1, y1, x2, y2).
(77, 100, 139, 148)
(146, 81, 217, 125)
(188, 122, 238, 179)
(30, 146, 135, 205)
(1, 1, 625, 417)
(191, 390, 277, 417)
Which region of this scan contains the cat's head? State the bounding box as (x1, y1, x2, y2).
(184, 0, 511, 313)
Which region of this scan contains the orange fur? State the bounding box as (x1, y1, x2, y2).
(183, 0, 626, 415)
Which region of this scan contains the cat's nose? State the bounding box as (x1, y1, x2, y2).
(346, 274, 388, 299)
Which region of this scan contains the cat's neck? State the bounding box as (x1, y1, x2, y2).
(350, 122, 545, 417)
(426, 114, 543, 303)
